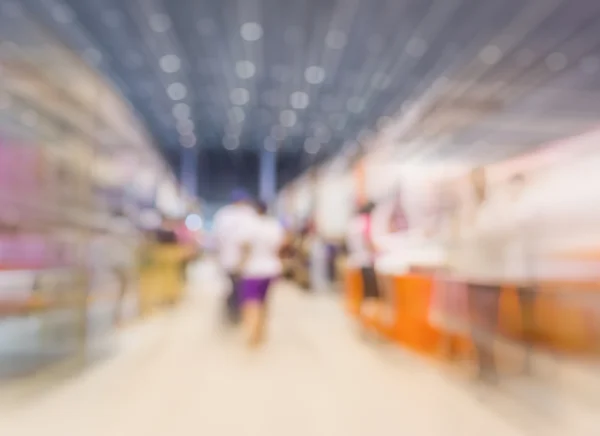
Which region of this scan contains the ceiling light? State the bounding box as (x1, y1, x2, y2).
(326, 30, 347, 50)
(236, 60, 256, 79)
(290, 91, 309, 109)
(347, 96, 365, 114)
(52, 5, 74, 24)
(180, 134, 196, 148)
(479, 45, 502, 65)
(149, 14, 171, 32)
(223, 136, 240, 150)
(546, 52, 567, 71)
(279, 110, 297, 127)
(167, 82, 187, 100)
(160, 54, 181, 73)
(304, 138, 320, 154)
(228, 107, 245, 124)
(264, 137, 277, 152)
(305, 66, 325, 84)
(172, 103, 190, 119)
(230, 88, 250, 105)
(240, 22, 263, 41)
(406, 37, 428, 58)
(185, 214, 203, 231)
(176, 119, 194, 135)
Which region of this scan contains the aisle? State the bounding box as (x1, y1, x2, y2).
(0, 268, 551, 435)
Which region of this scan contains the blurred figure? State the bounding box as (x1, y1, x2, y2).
(237, 201, 285, 347)
(458, 167, 505, 383)
(213, 189, 255, 325)
(346, 202, 381, 332)
(504, 172, 537, 373)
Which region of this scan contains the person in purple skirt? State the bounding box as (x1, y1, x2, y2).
(237, 201, 286, 347)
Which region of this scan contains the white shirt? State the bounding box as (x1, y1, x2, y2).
(346, 215, 373, 268)
(239, 215, 285, 278)
(213, 204, 256, 272)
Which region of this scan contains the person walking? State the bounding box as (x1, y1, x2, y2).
(213, 189, 256, 325)
(236, 201, 285, 347)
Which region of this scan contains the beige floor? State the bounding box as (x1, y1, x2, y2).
(0, 263, 598, 435)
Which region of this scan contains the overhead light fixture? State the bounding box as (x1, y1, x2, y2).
(304, 138, 320, 154)
(176, 119, 194, 135)
(264, 137, 277, 152)
(167, 82, 187, 100)
(180, 134, 196, 148)
(160, 54, 181, 73)
(290, 91, 309, 109)
(230, 87, 250, 105)
(279, 109, 297, 127)
(223, 136, 240, 150)
(149, 13, 171, 32)
(228, 107, 245, 124)
(305, 66, 325, 84)
(235, 60, 256, 79)
(240, 22, 263, 41)
(479, 45, 502, 65)
(185, 214, 203, 231)
(172, 103, 190, 119)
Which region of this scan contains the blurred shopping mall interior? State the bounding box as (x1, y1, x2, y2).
(2, 0, 600, 434)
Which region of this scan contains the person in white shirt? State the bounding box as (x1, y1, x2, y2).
(236, 201, 285, 346)
(346, 202, 381, 325)
(455, 166, 508, 383)
(213, 189, 256, 324)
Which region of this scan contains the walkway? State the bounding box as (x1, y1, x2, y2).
(0, 263, 596, 435)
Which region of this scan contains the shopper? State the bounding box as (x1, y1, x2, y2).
(346, 202, 381, 328)
(213, 189, 256, 325)
(458, 167, 506, 383)
(237, 201, 285, 347)
(504, 172, 537, 373)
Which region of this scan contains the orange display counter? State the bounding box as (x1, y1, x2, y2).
(344, 267, 600, 358)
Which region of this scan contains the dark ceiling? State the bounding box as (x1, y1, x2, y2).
(6, 0, 600, 201)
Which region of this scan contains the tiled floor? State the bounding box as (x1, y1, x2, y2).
(0, 262, 598, 435)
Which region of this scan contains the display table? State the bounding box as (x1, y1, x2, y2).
(344, 267, 600, 358)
